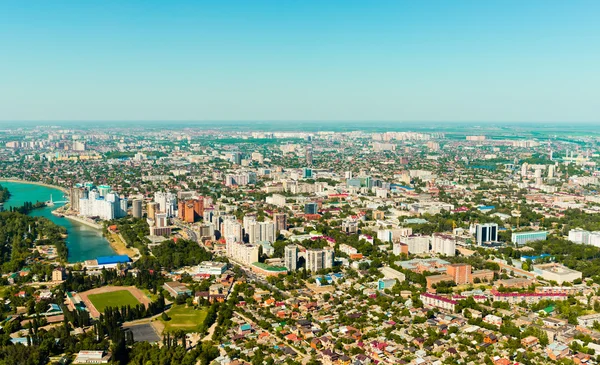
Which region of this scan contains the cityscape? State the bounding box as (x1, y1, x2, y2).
(2, 1, 600, 365)
(0, 123, 600, 365)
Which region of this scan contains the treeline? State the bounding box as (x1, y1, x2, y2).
(100, 294, 166, 322)
(0, 184, 10, 203)
(141, 239, 212, 271)
(9, 201, 46, 215)
(107, 217, 150, 255)
(64, 268, 165, 294)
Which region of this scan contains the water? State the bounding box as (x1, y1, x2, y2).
(0, 181, 115, 263)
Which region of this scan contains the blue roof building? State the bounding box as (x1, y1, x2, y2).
(96, 255, 131, 265)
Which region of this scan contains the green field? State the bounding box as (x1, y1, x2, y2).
(88, 290, 141, 313)
(161, 305, 208, 333)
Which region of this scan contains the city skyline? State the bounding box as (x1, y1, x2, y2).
(1, 1, 599, 122)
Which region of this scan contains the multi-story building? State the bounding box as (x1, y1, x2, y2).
(222, 218, 243, 243)
(404, 235, 430, 254)
(431, 233, 456, 257)
(446, 263, 472, 285)
(420, 293, 457, 312)
(132, 199, 143, 219)
(274, 213, 287, 233)
(69, 186, 87, 212)
(568, 229, 590, 244)
(511, 231, 548, 246)
(305, 146, 313, 165)
(304, 202, 318, 215)
(226, 241, 260, 266)
(306, 247, 335, 272)
(147, 202, 157, 220)
(154, 191, 177, 217)
(178, 198, 204, 223)
(284, 245, 298, 271)
(79, 190, 126, 220)
(224, 171, 257, 186)
(475, 223, 498, 245)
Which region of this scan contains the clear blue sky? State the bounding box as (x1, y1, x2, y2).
(1, 0, 599, 122)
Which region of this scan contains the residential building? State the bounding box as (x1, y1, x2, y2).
(284, 245, 298, 271)
(306, 248, 334, 272)
(431, 233, 456, 256)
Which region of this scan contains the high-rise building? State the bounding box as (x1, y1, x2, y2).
(222, 218, 243, 243)
(154, 191, 177, 217)
(79, 190, 125, 220)
(274, 213, 287, 233)
(306, 146, 313, 166)
(147, 202, 158, 220)
(548, 164, 555, 179)
(132, 199, 143, 218)
(155, 213, 168, 228)
(431, 233, 456, 257)
(475, 223, 498, 245)
(284, 245, 298, 271)
(69, 186, 87, 212)
(97, 185, 111, 198)
(303, 168, 312, 178)
(306, 248, 334, 272)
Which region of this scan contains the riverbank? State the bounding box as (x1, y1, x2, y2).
(106, 232, 140, 258)
(0, 178, 69, 194)
(60, 213, 103, 230)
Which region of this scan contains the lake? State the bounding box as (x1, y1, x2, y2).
(0, 181, 115, 263)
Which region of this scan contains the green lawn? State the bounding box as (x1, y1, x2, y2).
(161, 305, 208, 333)
(88, 290, 141, 313)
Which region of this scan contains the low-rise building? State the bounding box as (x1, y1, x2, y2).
(74, 351, 112, 364)
(533, 263, 582, 284)
(163, 281, 192, 298)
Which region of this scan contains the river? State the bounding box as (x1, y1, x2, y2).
(0, 181, 115, 262)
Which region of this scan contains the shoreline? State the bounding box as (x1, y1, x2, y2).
(60, 214, 103, 230)
(0, 178, 69, 194)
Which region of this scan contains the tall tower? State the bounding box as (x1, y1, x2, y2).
(306, 146, 313, 166)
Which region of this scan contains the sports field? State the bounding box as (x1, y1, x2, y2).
(161, 305, 208, 333)
(88, 289, 141, 313)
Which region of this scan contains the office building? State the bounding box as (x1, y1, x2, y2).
(284, 245, 298, 271)
(304, 202, 318, 215)
(511, 231, 548, 246)
(303, 168, 313, 178)
(132, 199, 143, 218)
(475, 223, 498, 245)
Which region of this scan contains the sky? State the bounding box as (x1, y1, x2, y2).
(0, 0, 599, 122)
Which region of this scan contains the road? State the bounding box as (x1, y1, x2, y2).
(173, 219, 198, 242)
